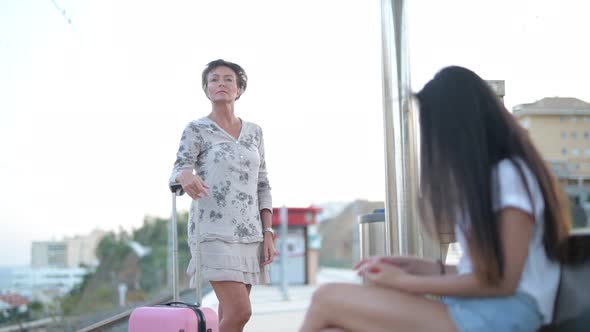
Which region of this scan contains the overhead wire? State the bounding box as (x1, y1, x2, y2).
(50, 0, 74, 26)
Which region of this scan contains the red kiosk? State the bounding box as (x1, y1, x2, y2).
(270, 206, 322, 285)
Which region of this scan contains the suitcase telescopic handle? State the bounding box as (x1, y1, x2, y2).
(170, 182, 183, 302)
(170, 183, 184, 195)
(169, 182, 203, 305)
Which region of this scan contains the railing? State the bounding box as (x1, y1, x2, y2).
(77, 287, 206, 332)
(0, 287, 205, 332)
(0, 317, 59, 332)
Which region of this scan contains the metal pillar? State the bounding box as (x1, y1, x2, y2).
(280, 206, 289, 300)
(380, 0, 425, 257)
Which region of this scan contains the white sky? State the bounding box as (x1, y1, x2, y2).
(1, 0, 589, 267)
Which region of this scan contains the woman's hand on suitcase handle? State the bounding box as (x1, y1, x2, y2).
(177, 171, 209, 200)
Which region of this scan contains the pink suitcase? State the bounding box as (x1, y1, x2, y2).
(128, 304, 218, 332)
(128, 184, 219, 332)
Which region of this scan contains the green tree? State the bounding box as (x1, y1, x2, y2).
(59, 211, 192, 317)
(133, 213, 190, 292)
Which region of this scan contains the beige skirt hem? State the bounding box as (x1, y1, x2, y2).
(186, 240, 271, 286)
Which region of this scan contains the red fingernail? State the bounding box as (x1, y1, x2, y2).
(369, 267, 380, 273)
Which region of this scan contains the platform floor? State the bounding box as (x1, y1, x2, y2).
(201, 267, 361, 332)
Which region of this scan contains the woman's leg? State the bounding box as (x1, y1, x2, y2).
(216, 283, 252, 327)
(211, 281, 252, 332)
(299, 283, 457, 332)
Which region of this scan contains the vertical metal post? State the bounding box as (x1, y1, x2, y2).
(351, 203, 361, 263)
(194, 203, 202, 305)
(280, 206, 289, 300)
(171, 192, 179, 301)
(380, 0, 422, 257)
(167, 210, 173, 292)
(118, 283, 127, 307)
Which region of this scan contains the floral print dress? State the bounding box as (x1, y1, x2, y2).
(170, 117, 272, 285)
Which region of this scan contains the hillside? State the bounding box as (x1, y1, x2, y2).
(60, 212, 191, 318)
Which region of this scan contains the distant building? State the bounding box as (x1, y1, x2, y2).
(65, 229, 105, 268)
(31, 229, 105, 269)
(0, 293, 29, 312)
(486, 80, 505, 103)
(4, 267, 87, 297)
(0, 268, 11, 291)
(269, 206, 322, 285)
(0, 299, 10, 313)
(31, 242, 67, 268)
(513, 97, 590, 214)
(18, 230, 105, 298)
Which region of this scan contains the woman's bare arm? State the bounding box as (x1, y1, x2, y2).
(360, 207, 534, 297)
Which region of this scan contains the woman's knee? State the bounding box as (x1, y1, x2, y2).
(311, 283, 347, 307)
(223, 300, 252, 326)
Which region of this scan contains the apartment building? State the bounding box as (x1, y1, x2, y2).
(9, 267, 87, 296)
(31, 242, 67, 269)
(512, 97, 590, 204)
(65, 229, 105, 268)
(31, 229, 106, 269)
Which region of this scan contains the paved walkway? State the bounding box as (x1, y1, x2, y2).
(201, 268, 361, 332)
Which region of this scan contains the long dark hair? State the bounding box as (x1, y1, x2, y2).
(415, 66, 570, 285)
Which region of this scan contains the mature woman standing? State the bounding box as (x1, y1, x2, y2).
(170, 59, 277, 332)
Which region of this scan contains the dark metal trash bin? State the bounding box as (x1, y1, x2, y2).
(359, 209, 386, 260)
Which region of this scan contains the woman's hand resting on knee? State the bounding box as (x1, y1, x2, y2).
(354, 256, 441, 276)
(354, 257, 411, 291)
(353, 256, 455, 294)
